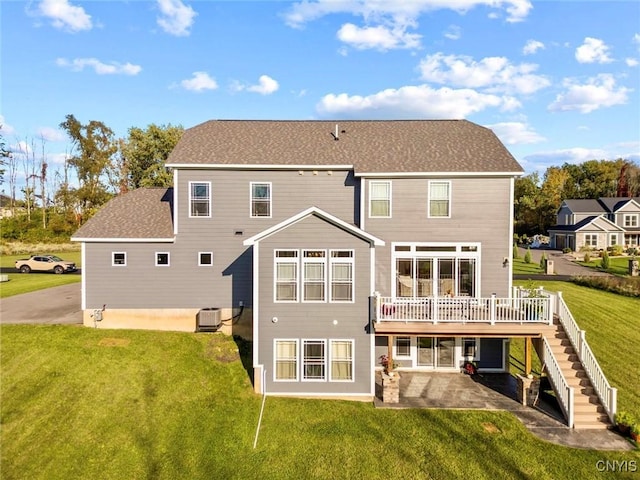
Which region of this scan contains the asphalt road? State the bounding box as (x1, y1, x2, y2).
(0, 283, 82, 325)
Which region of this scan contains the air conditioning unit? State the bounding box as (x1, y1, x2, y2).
(197, 308, 222, 332)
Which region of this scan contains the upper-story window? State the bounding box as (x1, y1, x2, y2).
(330, 250, 354, 302)
(190, 182, 211, 217)
(624, 214, 638, 228)
(303, 250, 326, 302)
(369, 181, 391, 218)
(275, 250, 299, 302)
(251, 182, 272, 218)
(428, 181, 451, 218)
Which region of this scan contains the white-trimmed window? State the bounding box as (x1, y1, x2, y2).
(330, 250, 354, 302)
(330, 340, 354, 381)
(302, 340, 326, 381)
(463, 338, 477, 358)
(585, 234, 598, 248)
(395, 337, 411, 357)
(429, 181, 451, 218)
(250, 182, 272, 218)
(624, 214, 638, 228)
(369, 181, 391, 217)
(610, 234, 618, 246)
(189, 182, 211, 217)
(156, 252, 170, 266)
(275, 250, 299, 302)
(199, 252, 213, 266)
(275, 340, 298, 381)
(112, 252, 126, 266)
(303, 250, 326, 302)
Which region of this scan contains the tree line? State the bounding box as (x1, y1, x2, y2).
(515, 158, 640, 236)
(0, 115, 183, 242)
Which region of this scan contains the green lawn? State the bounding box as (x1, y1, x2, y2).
(0, 252, 81, 298)
(512, 256, 544, 275)
(2, 295, 639, 480)
(576, 256, 634, 276)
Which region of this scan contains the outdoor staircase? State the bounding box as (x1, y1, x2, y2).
(544, 319, 611, 429)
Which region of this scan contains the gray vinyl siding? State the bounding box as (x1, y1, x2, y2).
(255, 214, 373, 395)
(363, 177, 513, 297)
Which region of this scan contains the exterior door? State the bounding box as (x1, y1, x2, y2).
(436, 337, 455, 368)
(417, 337, 434, 366)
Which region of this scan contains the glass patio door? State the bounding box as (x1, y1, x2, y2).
(417, 337, 434, 366)
(436, 337, 455, 368)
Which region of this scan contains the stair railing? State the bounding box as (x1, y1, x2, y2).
(541, 336, 574, 428)
(548, 290, 617, 424)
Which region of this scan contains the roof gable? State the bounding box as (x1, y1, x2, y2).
(167, 120, 523, 175)
(243, 207, 384, 246)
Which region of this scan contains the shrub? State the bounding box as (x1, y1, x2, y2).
(562, 247, 572, 254)
(524, 247, 532, 264)
(571, 275, 640, 298)
(513, 243, 520, 259)
(583, 251, 590, 263)
(627, 247, 639, 256)
(608, 244, 624, 256)
(600, 250, 610, 270)
(539, 252, 546, 269)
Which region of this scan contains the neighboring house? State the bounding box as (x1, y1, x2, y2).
(73, 119, 616, 428)
(549, 197, 640, 251)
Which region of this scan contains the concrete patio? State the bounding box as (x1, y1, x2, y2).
(373, 372, 634, 451)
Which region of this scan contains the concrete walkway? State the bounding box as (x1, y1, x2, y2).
(374, 372, 634, 451)
(0, 283, 82, 325)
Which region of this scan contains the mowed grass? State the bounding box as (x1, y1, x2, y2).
(2, 323, 639, 480)
(512, 256, 544, 275)
(0, 252, 81, 298)
(577, 256, 635, 276)
(514, 280, 640, 421)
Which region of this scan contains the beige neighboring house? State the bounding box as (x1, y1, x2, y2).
(549, 197, 640, 251)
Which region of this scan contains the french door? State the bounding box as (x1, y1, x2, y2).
(417, 337, 455, 368)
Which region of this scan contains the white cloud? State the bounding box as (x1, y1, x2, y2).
(337, 23, 421, 50)
(36, 127, 65, 142)
(56, 57, 142, 75)
(418, 53, 550, 95)
(180, 72, 218, 92)
(523, 39, 544, 55)
(633, 33, 640, 46)
(444, 25, 461, 40)
(36, 0, 92, 32)
(284, 0, 531, 50)
(548, 74, 630, 113)
(523, 147, 609, 166)
(0, 116, 16, 136)
(233, 75, 280, 95)
(575, 37, 613, 64)
(626, 58, 639, 67)
(486, 122, 546, 145)
(316, 84, 520, 119)
(157, 0, 197, 37)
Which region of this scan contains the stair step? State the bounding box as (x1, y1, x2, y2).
(573, 421, 611, 430)
(573, 412, 611, 424)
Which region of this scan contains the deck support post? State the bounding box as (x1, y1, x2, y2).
(524, 336, 532, 377)
(387, 335, 394, 372)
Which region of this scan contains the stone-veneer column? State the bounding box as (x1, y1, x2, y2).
(382, 372, 400, 403)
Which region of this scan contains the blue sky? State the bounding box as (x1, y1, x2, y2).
(1, 0, 639, 189)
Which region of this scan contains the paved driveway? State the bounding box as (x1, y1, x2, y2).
(0, 283, 82, 325)
(515, 246, 612, 280)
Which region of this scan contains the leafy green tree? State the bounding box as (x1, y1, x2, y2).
(60, 114, 117, 218)
(120, 124, 183, 189)
(0, 129, 9, 185)
(514, 172, 543, 235)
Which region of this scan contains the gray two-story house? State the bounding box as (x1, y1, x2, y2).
(72, 120, 617, 428)
(549, 197, 640, 251)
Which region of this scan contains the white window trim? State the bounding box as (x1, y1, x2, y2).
(112, 252, 127, 267)
(428, 180, 451, 218)
(274, 250, 299, 303)
(198, 252, 213, 266)
(301, 339, 327, 382)
(462, 337, 479, 360)
(155, 252, 170, 267)
(369, 180, 392, 218)
(585, 234, 598, 248)
(189, 181, 211, 218)
(624, 214, 638, 228)
(329, 339, 355, 382)
(393, 336, 412, 359)
(302, 250, 327, 303)
(250, 182, 272, 218)
(329, 250, 355, 303)
(274, 339, 299, 382)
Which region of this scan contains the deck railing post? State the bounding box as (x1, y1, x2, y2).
(490, 293, 496, 325)
(579, 330, 586, 361)
(374, 292, 381, 323)
(432, 297, 438, 325)
(610, 388, 617, 422)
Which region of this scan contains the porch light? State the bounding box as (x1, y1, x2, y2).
(503, 257, 509, 268)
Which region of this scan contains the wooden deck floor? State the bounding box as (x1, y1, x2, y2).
(373, 321, 557, 338)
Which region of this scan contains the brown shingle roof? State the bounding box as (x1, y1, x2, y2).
(167, 120, 523, 174)
(72, 188, 174, 240)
